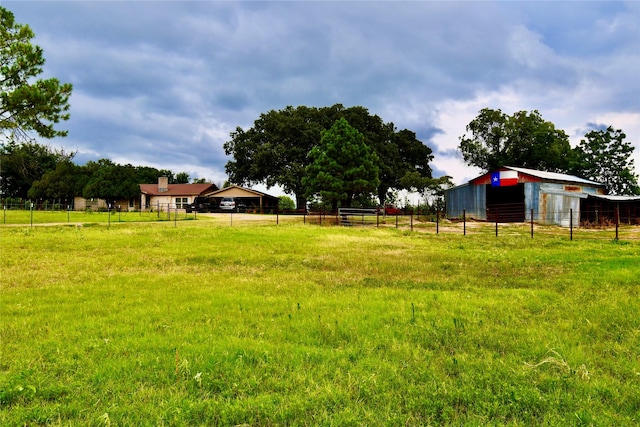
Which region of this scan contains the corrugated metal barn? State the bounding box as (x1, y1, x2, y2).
(445, 166, 609, 226)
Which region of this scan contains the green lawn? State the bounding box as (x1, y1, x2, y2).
(0, 208, 195, 225)
(1, 222, 639, 426)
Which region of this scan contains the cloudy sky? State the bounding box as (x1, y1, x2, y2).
(5, 1, 640, 192)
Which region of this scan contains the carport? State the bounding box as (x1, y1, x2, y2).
(202, 185, 280, 213)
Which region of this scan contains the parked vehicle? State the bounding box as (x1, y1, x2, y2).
(219, 197, 246, 212)
(379, 204, 402, 215)
(186, 197, 214, 213)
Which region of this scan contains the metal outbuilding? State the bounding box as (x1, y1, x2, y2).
(445, 166, 608, 226)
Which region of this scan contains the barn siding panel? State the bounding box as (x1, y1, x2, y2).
(446, 184, 486, 220)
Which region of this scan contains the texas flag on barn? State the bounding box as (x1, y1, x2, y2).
(491, 170, 519, 187)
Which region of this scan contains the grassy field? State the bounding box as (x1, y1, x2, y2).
(1, 221, 639, 426)
(0, 208, 199, 225)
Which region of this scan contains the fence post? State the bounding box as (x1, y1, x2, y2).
(410, 211, 413, 232)
(615, 204, 619, 241)
(108, 204, 111, 227)
(68, 205, 71, 223)
(3, 205, 6, 225)
(463, 209, 466, 236)
(30, 202, 34, 228)
(396, 212, 399, 228)
(570, 208, 573, 241)
(530, 209, 534, 238)
(436, 208, 439, 235)
(276, 207, 279, 225)
(495, 211, 499, 237)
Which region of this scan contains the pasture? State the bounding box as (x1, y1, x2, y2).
(1, 221, 639, 426)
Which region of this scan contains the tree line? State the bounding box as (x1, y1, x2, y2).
(0, 142, 194, 205)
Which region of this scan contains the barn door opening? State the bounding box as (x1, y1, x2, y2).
(486, 183, 525, 222)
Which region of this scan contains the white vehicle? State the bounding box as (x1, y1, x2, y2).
(219, 197, 246, 212)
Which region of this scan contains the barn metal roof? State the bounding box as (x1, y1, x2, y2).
(504, 166, 604, 187)
(587, 194, 640, 202)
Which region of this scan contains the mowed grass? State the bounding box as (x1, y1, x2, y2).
(1, 222, 639, 426)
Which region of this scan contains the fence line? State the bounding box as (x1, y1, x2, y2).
(2, 204, 638, 240)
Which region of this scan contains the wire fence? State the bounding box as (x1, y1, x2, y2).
(2, 203, 638, 241)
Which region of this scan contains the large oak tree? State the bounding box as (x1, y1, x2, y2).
(224, 104, 434, 207)
(458, 108, 573, 173)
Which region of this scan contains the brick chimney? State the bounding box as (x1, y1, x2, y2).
(158, 176, 169, 192)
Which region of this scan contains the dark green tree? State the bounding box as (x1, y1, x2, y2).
(1, 6, 72, 141)
(225, 105, 324, 208)
(135, 166, 164, 185)
(386, 128, 434, 202)
(278, 195, 296, 211)
(0, 140, 74, 198)
(303, 118, 379, 210)
(399, 171, 453, 211)
(82, 160, 140, 205)
(459, 108, 573, 172)
(571, 126, 639, 195)
(458, 108, 509, 172)
(505, 110, 573, 172)
(224, 104, 433, 207)
(325, 106, 434, 204)
(175, 172, 190, 184)
(27, 159, 87, 203)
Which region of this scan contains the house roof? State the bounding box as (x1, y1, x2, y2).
(139, 183, 217, 196)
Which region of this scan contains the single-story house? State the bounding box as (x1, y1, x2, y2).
(139, 177, 219, 211)
(445, 166, 612, 226)
(202, 185, 280, 213)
